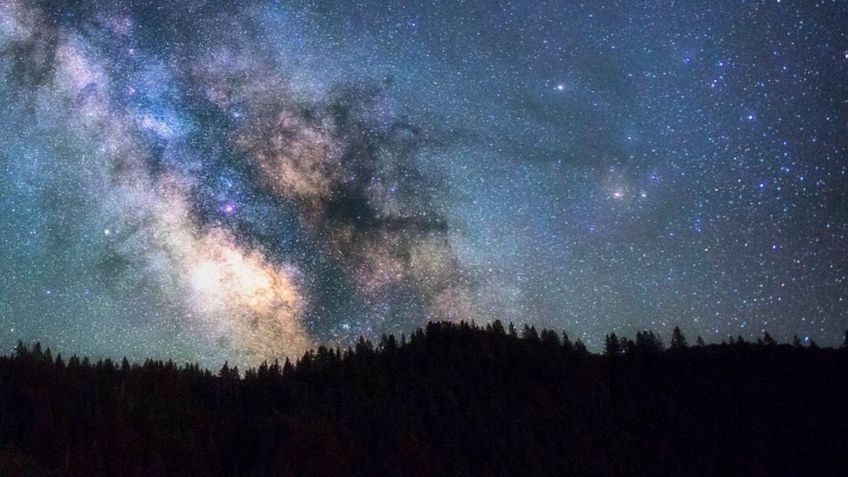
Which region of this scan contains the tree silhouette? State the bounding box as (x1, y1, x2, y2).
(0, 324, 845, 476)
(670, 326, 688, 350)
(604, 333, 622, 356)
(540, 329, 561, 346)
(522, 324, 540, 341)
(561, 332, 574, 353)
(379, 334, 398, 352)
(762, 331, 776, 346)
(634, 331, 664, 353)
(573, 339, 588, 355)
(218, 361, 239, 379)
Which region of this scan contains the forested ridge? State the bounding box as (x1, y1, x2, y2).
(1, 321, 847, 476)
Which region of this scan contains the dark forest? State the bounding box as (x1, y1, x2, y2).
(1, 322, 847, 476)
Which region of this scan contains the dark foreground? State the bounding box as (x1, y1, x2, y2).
(1, 322, 847, 476)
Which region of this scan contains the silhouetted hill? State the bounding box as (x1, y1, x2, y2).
(1, 322, 847, 476)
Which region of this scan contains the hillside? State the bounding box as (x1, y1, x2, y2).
(1, 322, 847, 476)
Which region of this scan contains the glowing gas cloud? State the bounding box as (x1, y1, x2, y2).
(0, 0, 474, 366)
(3, 0, 846, 366)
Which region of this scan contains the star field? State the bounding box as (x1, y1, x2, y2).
(1, 0, 846, 367)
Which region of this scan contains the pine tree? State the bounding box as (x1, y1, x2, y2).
(635, 331, 664, 353)
(521, 325, 540, 341)
(604, 333, 621, 356)
(573, 339, 588, 355)
(15, 340, 27, 357)
(561, 332, 574, 352)
(762, 331, 776, 346)
(379, 334, 398, 352)
(670, 327, 688, 350)
(219, 361, 238, 379)
(540, 329, 561, 346)
(620, 337, 635, 355)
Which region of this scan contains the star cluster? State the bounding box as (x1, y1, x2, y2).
(1, 0, 846, 366)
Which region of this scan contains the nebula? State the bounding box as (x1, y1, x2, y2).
(0, 0, 474, 366)
(2, 0, 846, 366)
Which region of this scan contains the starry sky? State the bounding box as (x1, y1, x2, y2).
(1, 0, 846, 367)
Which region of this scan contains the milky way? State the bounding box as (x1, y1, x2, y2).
(1, 1, 846, 367)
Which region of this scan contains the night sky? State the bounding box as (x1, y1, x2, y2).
(1, 0, 846, 367)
